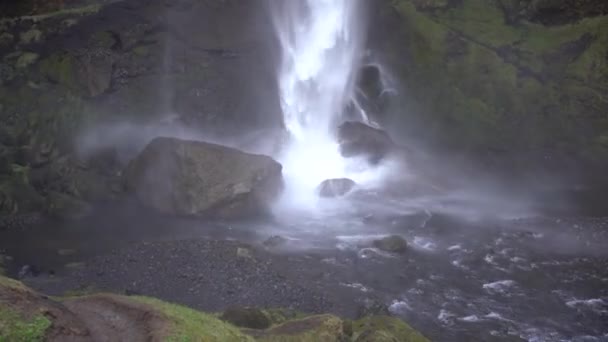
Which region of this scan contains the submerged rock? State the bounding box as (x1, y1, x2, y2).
(373, 235, 408, 254)
(125, 137, 283, 219)
(337, 121, 396, 164)
(317, 178, 356, 198)
(263, 235, 288, 248)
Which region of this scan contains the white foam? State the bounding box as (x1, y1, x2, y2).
(412, 236, 437, 251)
(270, 0, 394, 214)
(483, 280, 516, 294)
(459, 315, 482, 322)
(389, 300, 412, 314)
(438, 309, 455, 324)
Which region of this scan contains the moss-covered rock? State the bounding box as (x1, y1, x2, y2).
(373, 235, 408, 254)
(0, 275, 429, 342)
(221, 307, 273, 330)
(133, 296, 255, 342)
(250, 314, 345, 341)
(352, 316, 430, 342)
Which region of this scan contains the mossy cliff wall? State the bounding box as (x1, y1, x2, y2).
(0, 0, 281, 221)
(368, 0, 608, 180)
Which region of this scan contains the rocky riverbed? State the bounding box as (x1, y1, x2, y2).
(2, 198, 607, 341)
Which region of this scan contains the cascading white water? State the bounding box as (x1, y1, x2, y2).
(271, 0, 384, 211)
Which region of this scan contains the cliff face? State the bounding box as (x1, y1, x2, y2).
(367, 0, 608, 181)
(0, 0, 281, 220)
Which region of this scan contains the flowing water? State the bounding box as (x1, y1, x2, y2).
(270, 0, 384, 211)
(265, 1, 608, 341)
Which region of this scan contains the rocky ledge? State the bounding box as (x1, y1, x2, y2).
(0, 275, 429, 341)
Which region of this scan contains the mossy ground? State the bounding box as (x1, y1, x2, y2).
(133, 296, 255, 342)
(0, 307, 51, 342)
(0, 275, 430, 342)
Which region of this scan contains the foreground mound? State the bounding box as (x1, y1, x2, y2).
(0, 275, 430, 341)
(124, 137, 283, 219)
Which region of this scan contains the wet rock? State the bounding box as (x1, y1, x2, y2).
(372, 235, 408, 254)
(236, 247, 253, 259)
(337, 121, 396, 164)
(263, 235, 288, 248)
(124, 137, 283, 219)
(220, 307, 271, 329)
(18, 264, 40, 279)
(317, 178, 356, 198)
(356, 298, 391, 318)
(46, 192, 92, 220)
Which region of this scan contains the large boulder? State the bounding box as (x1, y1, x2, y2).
(124, 137, 283, 218)
(317, 178, 356, 198)
(337, 121, 397, 164)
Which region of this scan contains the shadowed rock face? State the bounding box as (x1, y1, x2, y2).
(0, 0, 282, 219)
(337, 121, 397, 164)
(124, 137, 283, 219)
(317, 178, 356, 198)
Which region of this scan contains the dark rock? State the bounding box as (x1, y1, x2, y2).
(124, 137, 283, 219)
(337, 121, 396, 164)
(263, 235, 288, 248)
(356, 298, 390, 318)
(372, 235, 408, 254)
(221, 307, 271, 330)
(317, 178, 357, 198)
(46, 192, 92, 220)
(18, 264, 39, 279)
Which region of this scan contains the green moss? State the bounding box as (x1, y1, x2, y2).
(435, 0, 520, 45)
(20, 29, 42, 44)
(0, 307, 51, 342)
(385, 0, 608, 158)
(39, 53, 77, 90)
(16, 52, 39, 69)
(255, 314, 345, 342)
(393, 0, 447, 63)
(0, 276, 25, 290)
(132, 297, 254, 342)
(132, 45, 151, 57)
(352, 316, 430, 342)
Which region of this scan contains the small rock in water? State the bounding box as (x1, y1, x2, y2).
(317, 178, 356, 198)
(18, 264, 40, 279)
(236, 247, 253, 259)
(263, 235, 287, 248)
(57, 249, 77, 256)
(356, 298, 390, 318)
(372, 235, 408, 254)
(221, 307, 271, 329)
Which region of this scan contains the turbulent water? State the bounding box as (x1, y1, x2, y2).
(270, 0, 384, 210)
(265, 1, 608, 341)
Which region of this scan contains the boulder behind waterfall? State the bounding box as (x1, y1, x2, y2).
(317, 178, 356, 198)
(124, 137, 283, 218)
(337, 121, 396, 164)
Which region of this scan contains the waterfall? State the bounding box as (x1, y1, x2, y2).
(271, 0, 382, 210)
